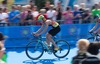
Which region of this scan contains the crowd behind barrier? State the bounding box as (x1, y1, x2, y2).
(0, 19, 96, 26)
(0, 1, 100, 26)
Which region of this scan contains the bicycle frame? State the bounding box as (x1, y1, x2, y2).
(88, 32, 100, 42)
(31, 36, 52, 53)
(26, 35, 70, 60)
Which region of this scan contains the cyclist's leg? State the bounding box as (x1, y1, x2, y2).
(46, 33, 58, 49)
(47, 26, 61, 50)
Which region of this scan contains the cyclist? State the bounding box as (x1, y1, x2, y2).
(89, 16, 100, 34)
(33, 13, 61, 51)
(89, 3, 100, 34)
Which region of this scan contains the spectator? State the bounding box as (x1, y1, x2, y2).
(31, 5, 39, 25)
(82, 8, 92, 23)
(72, 39, 90, 64)
(43, 1, 50, 11)
(86, 42, 100, 59)
(0, 32, 7, 64)
(16, 5, 22, 11)
(20, 6, 28, 25)
(2, 8, 8, 13)
(1, 8, 9, 26)
(46, 5, 57, 21)
(72, 39, 100, 64)
(62, 6, 73, 24)
(54, 0, 60, 7)
(0, 1, 7, 9)
(0, 8, 4, 26)
(0, 8, 8, 26)
(73, 5, 82, 24)
(8, 5, 21, 25)
(76, 39, 100, 56)
(24, 9, 33, 25)
(56, 2, 63, 24)
(29, 0, 34, 9)
(25, 5, 31, 10)
(76, 39, 89, 53)
(79, 3, 86, 13)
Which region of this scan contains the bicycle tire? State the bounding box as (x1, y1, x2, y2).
(25, 41, 44, 60)
(53, 40, 70, 58)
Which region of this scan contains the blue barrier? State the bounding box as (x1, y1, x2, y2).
(0, 24, 98, 48)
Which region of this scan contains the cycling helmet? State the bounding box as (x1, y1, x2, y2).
(36, 14, 47, 22)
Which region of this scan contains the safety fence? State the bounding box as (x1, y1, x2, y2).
(0, 23, 99, 48)
(0, 19, 96, 26)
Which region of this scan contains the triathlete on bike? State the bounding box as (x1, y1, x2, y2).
(89, 3, 100, 34)
(33, 11, 61, 51)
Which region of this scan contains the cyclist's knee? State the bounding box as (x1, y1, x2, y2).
(46, 33, 52, 38)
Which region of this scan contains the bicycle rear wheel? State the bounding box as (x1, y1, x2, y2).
(53, 40, 70, 58)
(25, 41, 44, 60)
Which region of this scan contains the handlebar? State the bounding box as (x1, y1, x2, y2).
(89, 31, 99, 36)
(31, 33, 42, 40)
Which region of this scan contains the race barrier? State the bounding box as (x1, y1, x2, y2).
(0, 23, 99, 48)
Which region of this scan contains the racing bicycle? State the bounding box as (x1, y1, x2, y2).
(25, 34, 70, 60)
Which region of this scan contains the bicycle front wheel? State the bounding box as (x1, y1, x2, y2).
(53, 40, 70, 58)
(87, 37, 94, 42)
(25, 41, 44, 60)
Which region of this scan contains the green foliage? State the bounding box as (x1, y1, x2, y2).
(35, 0, 54, 10)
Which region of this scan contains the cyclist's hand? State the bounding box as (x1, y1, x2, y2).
(89, 30, 93, 33)
(34, 33, 40, 36)
(32, 32, 39, 36)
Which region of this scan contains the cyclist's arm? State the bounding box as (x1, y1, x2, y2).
(90, 21, 99, 32)
(36, 24, 44, 34)
(39, 22, 49, 35)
